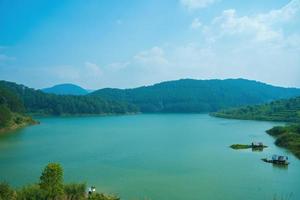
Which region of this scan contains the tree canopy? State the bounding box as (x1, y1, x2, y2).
(212, 96, 300, 123)
(91, 79, 300, 113)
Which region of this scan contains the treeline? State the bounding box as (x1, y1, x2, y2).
(267, 124, 300, 158)
(212, 96, 300, 123)
(0, 81, 139, 116)
(0, 85, 34, 131)
(91, 79, 300, 113)
(0, 163, 119, 200)
(2, 79, 300, 117)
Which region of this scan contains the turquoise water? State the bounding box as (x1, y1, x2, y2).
(0, 114, 299, 200)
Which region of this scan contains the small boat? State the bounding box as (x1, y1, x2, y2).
(251, 142, 264, 148)
(262, 155, 289, 165)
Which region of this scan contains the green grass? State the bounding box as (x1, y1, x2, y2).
(230, 144, 252, 149)
(230, 144, 267, 150)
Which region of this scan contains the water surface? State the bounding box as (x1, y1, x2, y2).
(0, 114, 299, 200)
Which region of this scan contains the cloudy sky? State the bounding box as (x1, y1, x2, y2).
(0, 0, 300, 89)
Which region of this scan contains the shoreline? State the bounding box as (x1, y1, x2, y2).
(212, 113, 300, 159)
(0, 115, 39, 135)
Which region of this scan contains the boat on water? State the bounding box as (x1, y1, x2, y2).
(251, 142, 264, 148)
(262, 155, 289, 165)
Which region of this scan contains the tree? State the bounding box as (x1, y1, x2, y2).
(39, 163, 64, 199)
(0, 105, 12, 128)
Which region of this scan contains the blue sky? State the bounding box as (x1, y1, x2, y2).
(0, 0, 300, 89)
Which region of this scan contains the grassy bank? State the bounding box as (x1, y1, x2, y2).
(0, 163, 119, 200)
(266, 124, 300, 159)
(0, 112, 37, 134)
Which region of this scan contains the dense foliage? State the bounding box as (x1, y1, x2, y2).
(267, 124, 300, 159)
(0, 105, 12, 128)
(91, 79, 300, 113)
(0, 182, 16, 200)
(0, 163, 119, 200)
(0, 84, 24, 113)
(0, 84, 34, 131)
(212, 96, 300, 122)
(0, 81, 139, 115)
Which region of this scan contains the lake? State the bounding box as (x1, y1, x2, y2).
(0, 114, 299, 200)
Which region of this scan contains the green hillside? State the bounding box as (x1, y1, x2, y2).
(212, 96, 300, 122)
(0, 81, 139, 116)
(91, 79, 300, 113)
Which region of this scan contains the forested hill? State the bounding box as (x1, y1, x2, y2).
(0, 81, 138, 115)
(212, 96, 300, 122)
(90, 79, 300, 113)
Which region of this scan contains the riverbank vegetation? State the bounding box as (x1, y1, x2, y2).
(212, 96, 300, 123)
(213, 96, 300, 159)
(266, 124, 300, 159)
(0, 163, 119, 200)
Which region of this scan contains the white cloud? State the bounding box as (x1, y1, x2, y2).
(190, 18, 202, 29)
(4, 1, 299, 89)
(256, 0, 300, 24)
(211, 9, 282, 42)
(106, 62, 130, 71)
(84, 61, 102, 77)
(205, 0, 300, 43)
(102, 0, 300, 88)
(134, 46, 169, 66)
(180, 0, 217, 10)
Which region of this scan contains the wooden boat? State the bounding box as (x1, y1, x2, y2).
(262, 155, 289, 165)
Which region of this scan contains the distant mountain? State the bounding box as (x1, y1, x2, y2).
(90, 78, 300, 113)
(42, 84, 88, 95)
(212, 96, 300, 122)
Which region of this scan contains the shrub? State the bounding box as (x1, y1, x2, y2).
(64, 183, 86, 200)
(16, 184, 45, 200)
(0, 182, 16, 200)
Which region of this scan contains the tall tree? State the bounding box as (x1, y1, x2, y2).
(39, 163, 64, 199)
